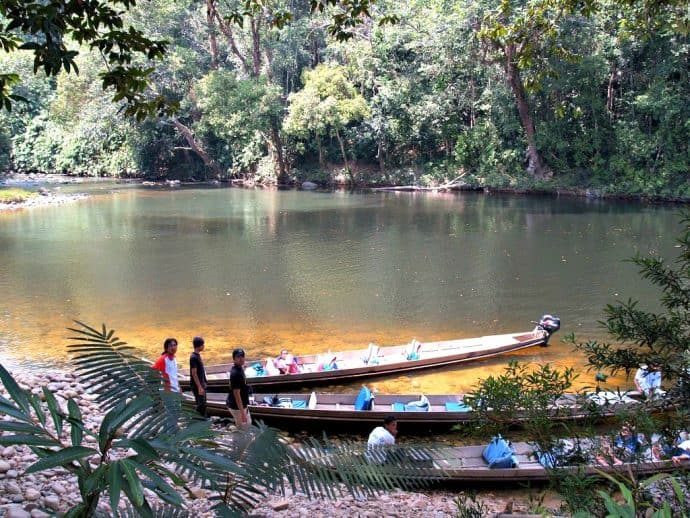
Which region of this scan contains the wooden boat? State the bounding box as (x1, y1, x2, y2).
(179, 315, 561, 392)
(295, 440, 689, 483)
(198, 389, 664, 432)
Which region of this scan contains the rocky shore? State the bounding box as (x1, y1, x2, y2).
(0, 369, 571, 517)
(0, 192, 88, 212)
(3, 369, 688, 517)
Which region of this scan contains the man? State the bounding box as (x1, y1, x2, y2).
(190, 336, 208, 418)
(152, 338, 179, 392)
(634, 359, 663, 398)
(367, 416, 397, 448)
(227, 348, 252, 430)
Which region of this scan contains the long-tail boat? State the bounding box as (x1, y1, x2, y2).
(179, 314, 561, 392)
(295, 439, 688, 483)
(197, 389, 666, 432)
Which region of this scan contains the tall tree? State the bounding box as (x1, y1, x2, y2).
(478, 0, 572, 179)
(284, 64, 369, 175)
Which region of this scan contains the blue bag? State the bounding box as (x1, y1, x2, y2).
(354, 386, 374, 410)
(482, 435, 518, 469)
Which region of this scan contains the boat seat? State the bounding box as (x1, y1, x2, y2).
(392, 402, 429, 412)
(445, 402, 472, 412)
(392, 395, 430, 412)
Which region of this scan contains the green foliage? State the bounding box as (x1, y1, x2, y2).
(454, 492, 491, 518)
(285, 63, 369, 170)
(0, 0, 687, 195)
(595, 471, 687, 518)
(193, 72, 283, 177)
(0, 320, 452, 516)
(0, 0, 174, 120)
(554, 468, 607, 516)
(0, 187, 36, 203)
(464, 360, 577, 442)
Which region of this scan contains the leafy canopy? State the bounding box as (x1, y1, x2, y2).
(285, 63, 369, 138)
(0, 0, 394, 119)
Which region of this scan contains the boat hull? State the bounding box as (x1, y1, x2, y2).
(197, 391, 667, 433)
(297, 441, 686, 483)
(179, 330, 549, 392)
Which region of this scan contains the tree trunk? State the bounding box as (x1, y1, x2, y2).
(334, 127, 349, 170)
(334, 127, 352, 181)
(205, 0, 219, 70)
(171, 119, 223, 178)
(607, 68, 616, 115)
(316, 135, 324, 168)
(251, 18, 262, 78)
(214, 10, 251, 76)
(377, 138, 385, 172)
(269, 121, 288, 184)
(504, 44, 550, 179)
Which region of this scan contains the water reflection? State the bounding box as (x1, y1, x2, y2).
(0, 185, 681, 394)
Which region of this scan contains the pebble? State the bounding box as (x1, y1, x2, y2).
(50, 483, 66, 495)
(271, 499, 290, 511)
(44, 495, 60, 511)
(2, 446, 17, 457)
(5, 505, 31, 518)
(24, 488, 41, 501)
(6, 366, 685, 518)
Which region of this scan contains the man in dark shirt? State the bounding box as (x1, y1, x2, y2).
(189, 336, 208, 418)
(227, 348, 252, 430)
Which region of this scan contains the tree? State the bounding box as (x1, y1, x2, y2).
(0, 0, 173, 120)
(0, 0, 393, 119)
(478, 0, 577, 179)
(463, 360, 578, 456)
(193, 71, 285, 180)
(285, 64, 369, 175)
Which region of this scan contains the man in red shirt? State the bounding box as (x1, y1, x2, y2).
(152, 338, 180, 392)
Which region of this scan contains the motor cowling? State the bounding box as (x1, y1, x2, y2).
(538, 314, 561, 335)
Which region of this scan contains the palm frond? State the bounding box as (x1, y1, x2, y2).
(290, 436, 448, 498)
(197, 424, 450, 514)
(66, 321, 199, 437)
(120, 502, 190, 518)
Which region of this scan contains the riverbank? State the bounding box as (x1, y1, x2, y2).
(0, 368, 567, 517)
(0, 192, 88, 212)
(0, 175, 89, 212)
(4, 171, 689, 205)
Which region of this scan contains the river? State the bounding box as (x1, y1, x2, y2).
(0, 182, 682, 394)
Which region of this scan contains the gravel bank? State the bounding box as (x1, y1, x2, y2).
(0, 369, 570, 517)
(0, 192, 88, 212)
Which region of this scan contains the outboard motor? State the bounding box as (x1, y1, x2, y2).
(535, 314, 561, 345)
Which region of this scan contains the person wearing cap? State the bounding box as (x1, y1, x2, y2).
(189, 336, 208, 418)
(152, 338, 180, 392)
(634, 359, 663, 398)
(227, 348, 252, 430)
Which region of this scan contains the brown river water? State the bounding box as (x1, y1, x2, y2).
(0, 182, 683, 395)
